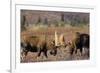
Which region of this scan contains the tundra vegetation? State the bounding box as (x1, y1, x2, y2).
(20, 10, 89, 63)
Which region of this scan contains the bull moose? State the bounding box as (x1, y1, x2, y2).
(21, 35, 57, 60)
(68, 32, 89, 56)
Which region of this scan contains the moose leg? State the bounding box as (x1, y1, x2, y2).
(21, 49, 28, 61)
(38, 48, 42, 57)
(74, 48, 77, 54)
(82, 47, 85, 55)
(43, 49, 48, 58)
(70, 48, 74, 55)
(21, 50, 24, 61)
(53, 49, 57, 56)
(80, 48, 83, 56)
(24, 50, 28, 57)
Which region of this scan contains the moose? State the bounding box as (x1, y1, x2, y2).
(68, 32, 89, 56)
(20, 35, 58, 60)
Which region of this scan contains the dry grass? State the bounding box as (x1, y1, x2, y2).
(21, 25, 89, 63)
